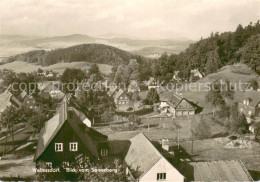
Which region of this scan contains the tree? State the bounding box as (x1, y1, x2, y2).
(190, 116, 211, 153)
(248, 79, 259, 90)
(191, 116, 211, 140)
(142, 88, 160, 105)
(28, 109, 51, 135)
(87, 64, 102, 81)
(128, 114, 141, 125)
(0, 106, 21, 154)
(101, 108, 114, 123)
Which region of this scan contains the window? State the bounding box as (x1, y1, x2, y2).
(101, 149, 108, 156)
(157, 173, 166, 180)
(55, 143, 63, 152)
(62, 162, 70, 168)
(46, 162, 52, 168)
(244, 100, 246, 105)
(70, 142, 78, 151)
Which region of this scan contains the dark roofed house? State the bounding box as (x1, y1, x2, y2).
(34, 100, 108, 167)
(159, 93, 195, 117)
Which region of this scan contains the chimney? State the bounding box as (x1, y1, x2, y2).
(161, 139, 169, 151)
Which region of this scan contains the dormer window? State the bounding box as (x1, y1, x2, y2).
(70, 142, 78, 151)
(55, 143, 63, 152)
(101, 149, 108, 156)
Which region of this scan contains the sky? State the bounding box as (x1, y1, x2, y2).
(0, 0, 259, 40)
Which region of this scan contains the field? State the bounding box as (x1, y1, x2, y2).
(0, 61, 112, 75)
(97, 114, 226, 141)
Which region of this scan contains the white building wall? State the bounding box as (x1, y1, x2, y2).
(140, 157, 184, 182)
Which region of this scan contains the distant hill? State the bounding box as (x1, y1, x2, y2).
(23, 34, 96, 45)
(110, 38, 193, 47)
(132, 46, 178, 58)
(0, 34, 192, 59)
(5, 44, 144, 66)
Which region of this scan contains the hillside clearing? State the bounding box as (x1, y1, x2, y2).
(0, 61, 112, 75)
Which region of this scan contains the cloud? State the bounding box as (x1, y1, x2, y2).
(0, 0, 259, 40)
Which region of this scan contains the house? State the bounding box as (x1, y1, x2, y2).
(189, 68, 204, 81)
(18, 91, 37, 109)
(146, 77, 159, 90)
(38, 81, 65, 100)
(124, 133, 184, 182)
(159, 93, 195, 117)
(237, 91, 260, 123)
(34, 101, 107, 168)
(189, 160, 253, 181)
(34, 102, 184, 181)
(45, 70, 54, 77)
(173, 71, 181, 82)
(113, 89, 131, 105)
(128, 80, 140, 93)
(0, 87, 12, 113)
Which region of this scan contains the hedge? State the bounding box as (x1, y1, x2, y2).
(115, 107, 153, 117)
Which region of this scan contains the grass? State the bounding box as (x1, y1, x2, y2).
(97, 115, 226, 141)
(0, 61, 112, 75)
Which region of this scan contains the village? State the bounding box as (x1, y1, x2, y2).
(0, 58, 260, 181)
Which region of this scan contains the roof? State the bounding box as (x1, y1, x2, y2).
(190, 160, 253, 181)
(0, 88, 12, 113)
(128, 80, 140, 91)
(19, 90, 27, 100)
(124, 133, 164, 179)
(146, 77, 155, 86)
(97, 140, 131, 157)
(34, 101, 67, 161)
(34, 100, 107, 161)
(10, 96, 22, 108)
(113, 89, 125, 100)
(166, 93, 183, 108)
(236, 90, 260, 107)
(108, 85, 118, 96)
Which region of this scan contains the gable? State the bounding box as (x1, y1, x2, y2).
(141, 158, 184, 182)
(37, 120, 91, 163)
(175, 99, 194, 110)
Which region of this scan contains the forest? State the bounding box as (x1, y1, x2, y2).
(153, 21, 260, 81)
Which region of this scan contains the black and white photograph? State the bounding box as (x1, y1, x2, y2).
(0, 0, 260, 181)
